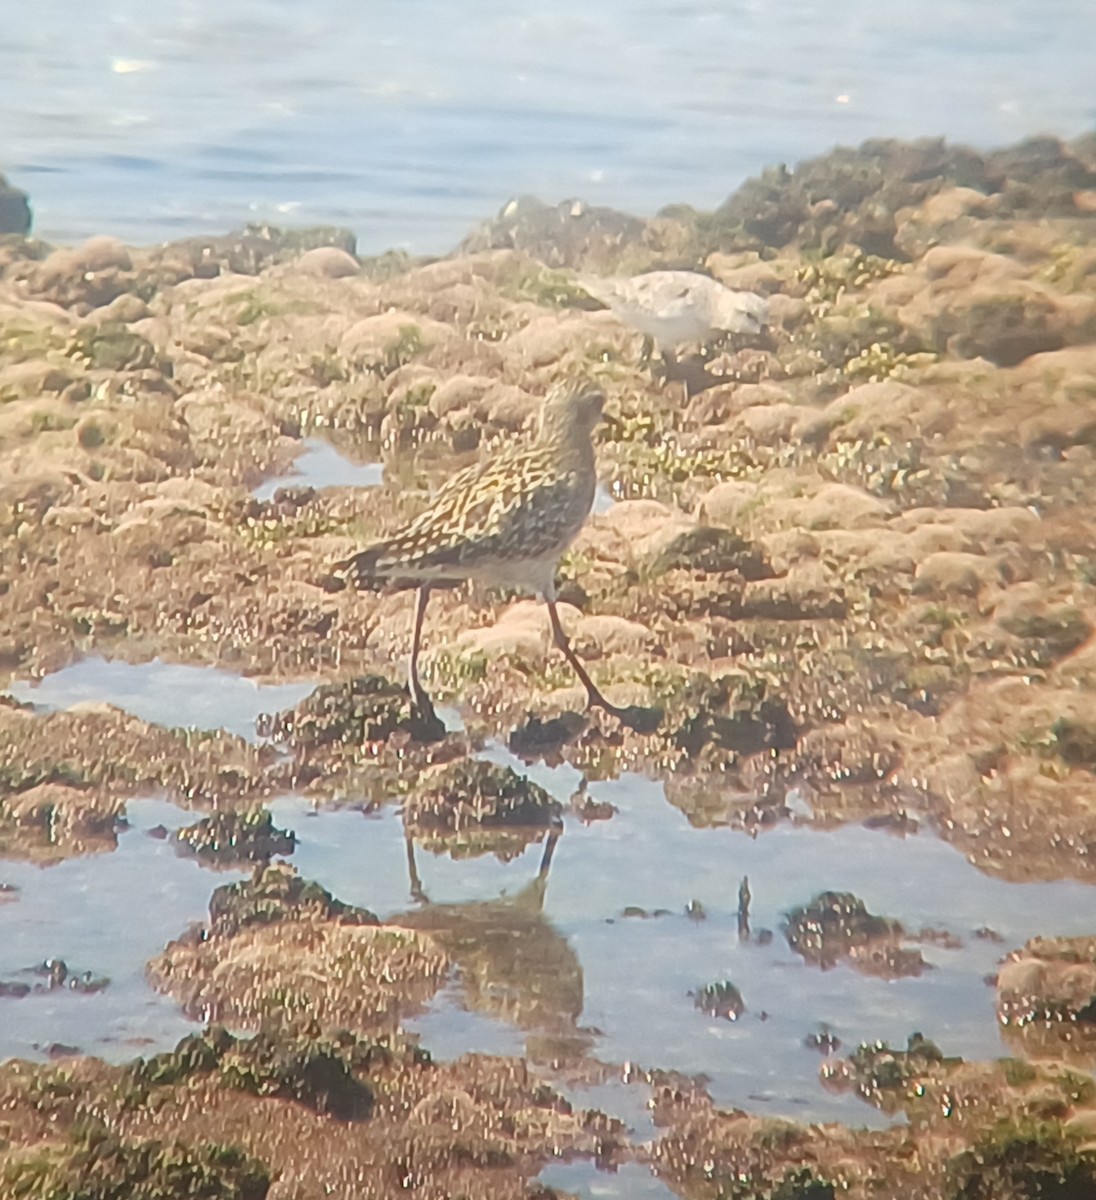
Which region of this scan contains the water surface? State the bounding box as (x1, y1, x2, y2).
(252, 437, 384, 501)
(8, 657, 314, 741)
(3, 0, 1093, 250)
(4, 654, 1096, 1156)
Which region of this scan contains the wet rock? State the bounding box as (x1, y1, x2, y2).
(174, 809, 297, 867)
(458, 195, 648, 271)
(405, 760, 561, 859)
(0, 958, 109, 998)
(1052, 718, 1096, 770)
(0, 706, 277, 860)
(822, 1032, 952, 1111)
(0, 1121, 272, 1200)
(507, 711, 588, 757)
(989, 134, 1096, 213)
(998, 605, 1092, 664)
(0, 782, 126, 864)
(998, 936, 1096, 1066)
(0, 1032, 615, 1199)
(206, 863, 377, 938)
(701, 136, 992, 257)
(150, 865, 446, 1034)
(87, 291, 152, 324)
(133, 1026, 373, 1119)
(149, 222, 357, 280)
(256, 674, 413, 746)
(0, 174, 32, 235)
(803, 1028, 842, 1055)
(692, 980, 745, 1021)
(784, 891, 927, 978)
(932, 282, 1094, 367)
(946, 1118, 1096, 1200)
(667, 672, 799, 762)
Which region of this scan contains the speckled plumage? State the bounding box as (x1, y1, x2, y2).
(340, 384, 601, 596)
(337, 383, 636, 724)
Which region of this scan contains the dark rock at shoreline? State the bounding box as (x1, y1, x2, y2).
(690, 132, 1096, 260)
(458, 194, 650, 270)
(0, 174, 31, 236)
(148, 221, 358, 280)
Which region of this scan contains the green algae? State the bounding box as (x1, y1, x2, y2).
(946, 1118, 1096, 1200)
(1, 1124, 271, 1200)
(206, 862, 378, 938)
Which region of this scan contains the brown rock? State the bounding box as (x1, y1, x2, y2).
(294, 246, 360, 278)
(913, 550, 998, 595)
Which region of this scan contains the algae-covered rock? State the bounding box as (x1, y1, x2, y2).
(692, 980, 745, 1021)
(406, 760, 561, 832)
(458, 194, 649, 271)
(405, 760, 562, 860)
(0, 1122, 271, 1200)
(173, 809, 296, 867)
(784, 891, 927, 978)
(150, 866, 446, 1034)
(133, 1026, 373, 1120)
(821, 1032, 953, 1113)
(256, 675, 420, 746)
(945, 1118, 1096, 1200)
(205, 863, 377, 938)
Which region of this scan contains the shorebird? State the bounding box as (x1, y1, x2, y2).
(578, 270, 768, 392)
(336, 382, 637, 726)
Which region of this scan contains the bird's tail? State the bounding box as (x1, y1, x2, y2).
(329, 538, 444, 592)
(333, 542, 390, 589)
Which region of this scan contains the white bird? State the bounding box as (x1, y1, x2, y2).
(577, 269, 769, 355)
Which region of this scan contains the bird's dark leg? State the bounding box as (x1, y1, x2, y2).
(409, 585, 437, 719)
(546, 595, 630, 720)
(538, 824, 561, 880)
(404, 828, 428, 904)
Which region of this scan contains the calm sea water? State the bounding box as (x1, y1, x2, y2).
(2, 0, 1094, 252)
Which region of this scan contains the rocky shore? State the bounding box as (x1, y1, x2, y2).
(2, 132, 1096, 1197)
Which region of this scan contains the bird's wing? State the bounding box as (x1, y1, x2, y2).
(347, 447, 586, 581)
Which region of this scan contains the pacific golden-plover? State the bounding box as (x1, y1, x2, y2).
(337, 382, 636, 725)
(578, 269, 769, 354)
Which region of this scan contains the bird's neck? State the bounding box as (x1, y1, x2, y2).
(539, 420, 595, 473)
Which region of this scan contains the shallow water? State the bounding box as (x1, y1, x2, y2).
(252, 437, 384, 501)
(253, 435, 615, 512)
(538, 1160, 678, 1200)
(0, 798, 243, 1063)
(3, 0, 1094, 250)
(4, 657, 1096, 1138)
(8, 657, 314, 742)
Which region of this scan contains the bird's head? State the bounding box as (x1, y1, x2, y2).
(712, 289, 770, 336)
(538, 382, 606, 443)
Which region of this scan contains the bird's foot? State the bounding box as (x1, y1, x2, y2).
(586, 690, 664, 734)
(508, 710, 589, 759)
(408, 687, 447, 742)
